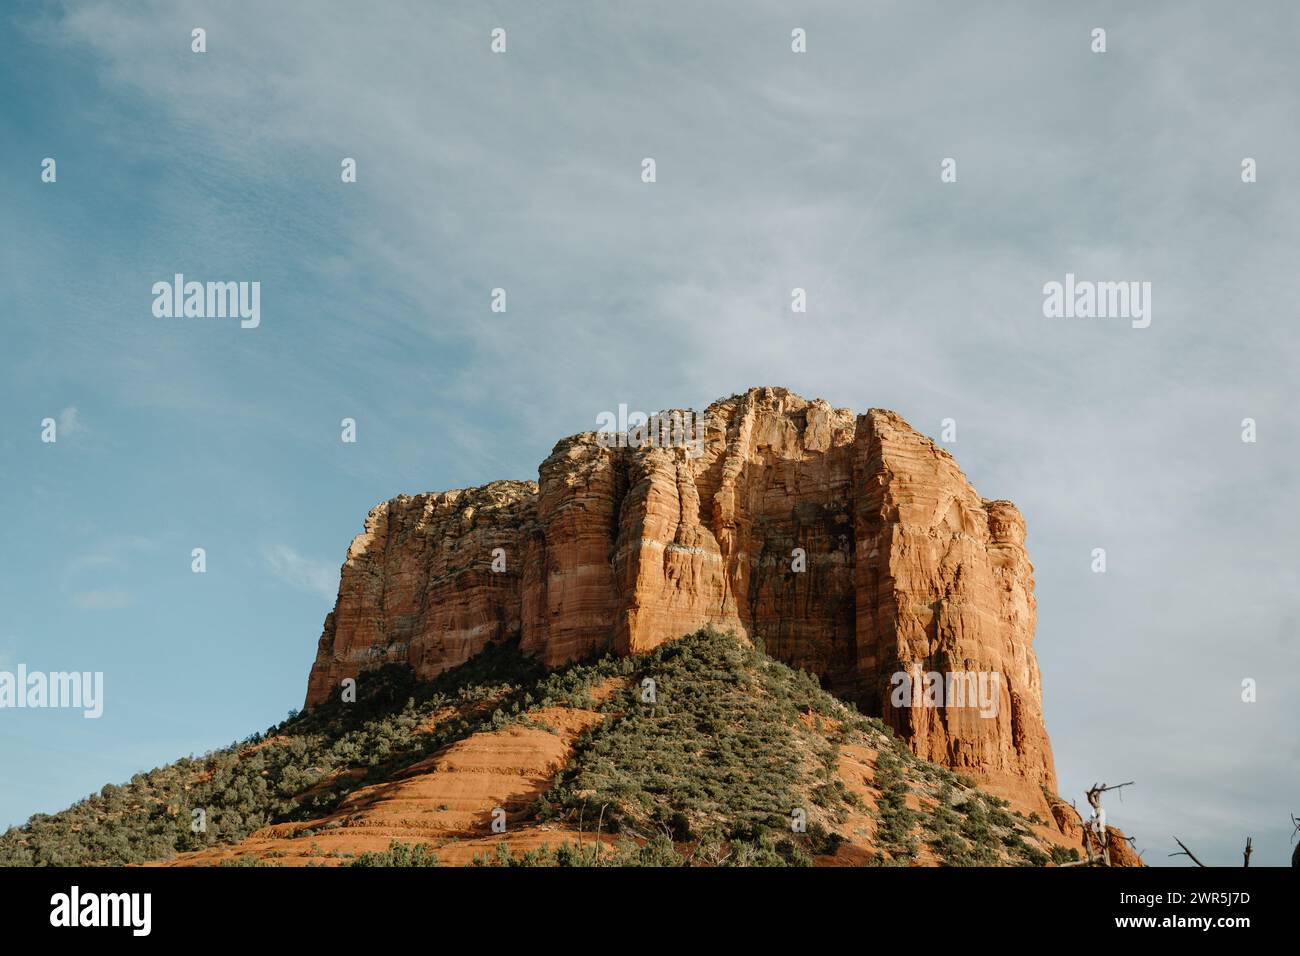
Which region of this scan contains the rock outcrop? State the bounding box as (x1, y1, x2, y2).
(304, 387, 1058, 812)
(1050, 801, 1146, 867)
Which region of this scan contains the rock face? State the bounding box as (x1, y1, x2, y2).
(303, 480, 538, 710)
(305, 387, 1058, 811)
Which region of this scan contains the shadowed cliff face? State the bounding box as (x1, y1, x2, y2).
(304, 386, 1057, 812)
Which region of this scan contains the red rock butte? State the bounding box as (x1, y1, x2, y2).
(305, 386, 1058, 814)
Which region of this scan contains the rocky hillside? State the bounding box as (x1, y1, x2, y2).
(306, 386, 1054, 814)
(0, 630, 1108, 867)
(1, 387, 1144, 867)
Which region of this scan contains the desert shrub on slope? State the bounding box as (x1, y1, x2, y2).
(539, 627, 855, 862)
(0, 640, 551, 866)
(0, 628, 1060, 867)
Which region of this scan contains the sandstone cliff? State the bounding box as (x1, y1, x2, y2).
(304, 387, 1058, 812)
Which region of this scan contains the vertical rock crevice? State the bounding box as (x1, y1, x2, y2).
(304, 387, 1057, 812)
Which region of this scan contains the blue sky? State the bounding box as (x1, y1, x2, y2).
(2, 0, 1297, 865)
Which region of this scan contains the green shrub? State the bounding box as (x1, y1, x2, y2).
(0, 626, 1054, 870)
(1050, 845, 1081, 865)
(349, 841, 440, 867)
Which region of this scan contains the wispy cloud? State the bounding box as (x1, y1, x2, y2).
(5, 0, 1295, 864)
(264, 545, 339, 602)
(58, 406, 83, 436)
(67, 535, 159, 574)
(55, 405, 83, 434)
(71, 589, 134, 611)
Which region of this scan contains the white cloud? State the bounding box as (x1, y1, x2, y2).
(57, 406, 82, 436)
(71, 589, 134, 611)
(24, 0, 1300, 865)
(68, 535, 159, 573)
(264, 545, 339, 602)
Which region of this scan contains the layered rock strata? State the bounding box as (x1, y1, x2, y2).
(305, 387, 1057, 811)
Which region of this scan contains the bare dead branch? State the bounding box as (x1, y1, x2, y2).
(594, 803, 607, 866)
(1170, 836, 1207, 867)
(1087, 781, 1134, 800)
(1081, 782, 1134, 867)
(1243, 836, 1252, 867)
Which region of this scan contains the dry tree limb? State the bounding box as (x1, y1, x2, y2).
(594, 802, 608, 865)
(1087, 781, 1135, 803)
(1243, 836, 1252, 867)
(1170, 836, 1207, 867)
(1083, 782, 1133, 867)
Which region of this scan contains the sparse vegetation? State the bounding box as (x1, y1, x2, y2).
(349, 841, 440, 867)
(1051, 845, 1081, 865)
(0, 638, 551, 866)
(0, 627, 1063, 868)
(872, 747, 920, 862)
(541, 628, 845, 852)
